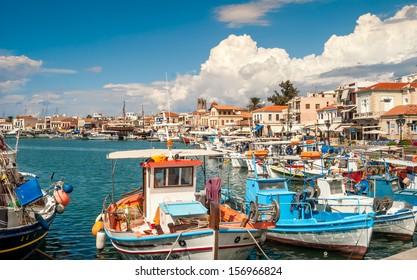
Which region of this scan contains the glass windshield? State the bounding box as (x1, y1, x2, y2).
(258, 181, 286, 190)
(154, 167, 193, 187)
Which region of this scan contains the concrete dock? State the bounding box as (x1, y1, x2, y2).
(384, 247, 417, 260)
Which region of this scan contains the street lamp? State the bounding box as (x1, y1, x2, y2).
(396, 114, 405, 143)
(324, 120, 331, 145)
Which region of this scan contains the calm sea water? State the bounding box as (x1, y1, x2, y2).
(6, 138, 416, 260)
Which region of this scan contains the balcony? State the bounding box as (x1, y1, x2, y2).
(333, 117, 342, 123)
(353, 112, 381, 119)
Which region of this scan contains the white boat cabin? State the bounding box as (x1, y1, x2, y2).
(141, 157, 203, 230)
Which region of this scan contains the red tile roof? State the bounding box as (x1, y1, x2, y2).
(382, 105, 417, 117)
(163, 112, 179, 117)
(239, 112, 252, 118)
(358, 82, 417, 92)
(15, 115, 37, 119)
(212, 105, 246, 111)
(252, 105, 288, 113)
(316, 104, 337, 112)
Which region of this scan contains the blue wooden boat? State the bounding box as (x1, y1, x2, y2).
(222, 168, 375, 259)
(316, 176, 417, 239)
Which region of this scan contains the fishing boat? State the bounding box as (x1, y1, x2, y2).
(0, 135, 73, 259)
(93, 144, 275, 260)
(315, 176, 417, 239)
(268, 158, 327, 180)
(224, 158, 375, 259)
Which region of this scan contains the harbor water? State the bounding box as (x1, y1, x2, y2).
(7, 138, 417, 260)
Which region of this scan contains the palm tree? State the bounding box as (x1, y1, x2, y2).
(247, 97, 264, 111)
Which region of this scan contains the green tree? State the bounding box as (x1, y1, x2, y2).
(6, 116, 13, 122)
(267, 80, 299, 105)
(247, 97, 264, 111)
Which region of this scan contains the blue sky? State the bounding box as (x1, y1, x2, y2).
(1, 0, 417, 117)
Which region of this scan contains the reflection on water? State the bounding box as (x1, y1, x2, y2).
(7, 138, 416, 260)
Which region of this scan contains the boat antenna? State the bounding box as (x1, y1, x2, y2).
(164, 72, 170, 141)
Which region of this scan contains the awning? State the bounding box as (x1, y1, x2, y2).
(340, 106, 356, 113)
(253, 124, 264, 132)
(362, 125, 381, 130)
(338, 125, 353, 132)
(316, 125, 327, 132)
(273, 126, 285, 133)
(329, 124, 341, 132)
(341, 89, 349, 100)
(303, 122, 316, 128)
(291, 125, 304, 132)
(363, 129, 388, 135)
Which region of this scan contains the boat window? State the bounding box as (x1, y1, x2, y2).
(329, 180, 343, 194)
(258, 181, 286, 190)
(154, 168, 166, 187)
(391, 179, 400, 191)
(154, 167, 193, 188)
(338, 159, 347, 169)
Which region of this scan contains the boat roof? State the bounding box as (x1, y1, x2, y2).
(378, 158, 417, 167)
(252, 140, 292, 145)
(107, 148, 223, 160)
(367, 146, 403, 152)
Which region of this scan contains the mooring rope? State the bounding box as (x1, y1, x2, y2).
(165, 232, 183, 260)
(245, 228, 270, 260)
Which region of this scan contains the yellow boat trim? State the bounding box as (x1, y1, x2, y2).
(0, 231, 48, 253)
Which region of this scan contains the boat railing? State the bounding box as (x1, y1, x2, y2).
(315, 197, 365, 214)
(221, 189, 247, 213)
(102, 193, 111, 214)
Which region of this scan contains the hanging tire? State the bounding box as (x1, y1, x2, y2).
(383, 196, 393, 211)
(305, 186, 315, 198)
(270, 199, 280, 223)
(373, 197, 384, 212)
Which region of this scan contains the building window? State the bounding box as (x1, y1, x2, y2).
(360, 97, 370, 113)
(268, 114, 272, 121)
(382, 96, 394, 111)
(411, 122, 417, 134)
(305, 104, 310, 109)
(316, 104, 320, 109)
(276, 114, 279, 121)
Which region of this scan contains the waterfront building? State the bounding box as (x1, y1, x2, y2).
(354, 82, 417, 140)
(287, 91, 337, 126)
(13, 115, 40, 130)
(125, 112, 138, 121)
(251, 105, 287, 137)
(380, 104, 417, 141)
(207, 102, 248, 130)
(0, 121, 13, 133)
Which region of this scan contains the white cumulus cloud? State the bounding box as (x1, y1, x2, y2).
(161, 4, 417, 113)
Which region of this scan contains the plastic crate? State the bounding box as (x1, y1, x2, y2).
(15, 179, 43, 206)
